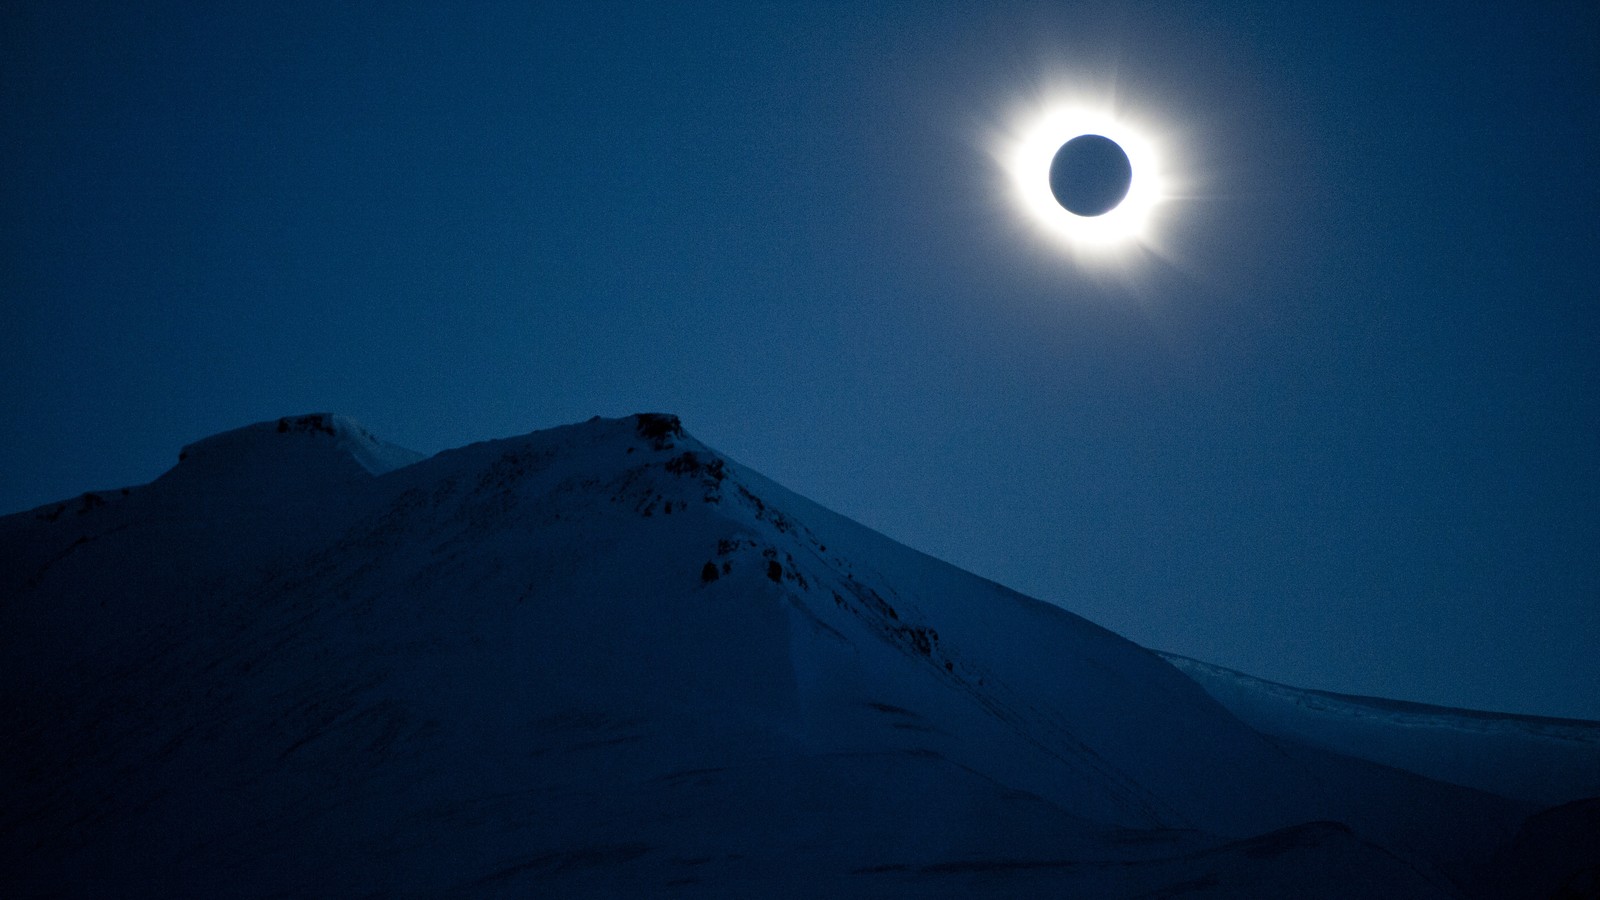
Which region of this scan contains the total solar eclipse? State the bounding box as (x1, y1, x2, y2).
(998, 99, 1168, 255)
(1048, 134, 1132, 217)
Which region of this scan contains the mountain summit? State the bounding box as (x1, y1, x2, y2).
(1, 414, 1593, 897)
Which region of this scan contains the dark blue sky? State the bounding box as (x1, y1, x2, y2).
(4, 1, 1597, 718)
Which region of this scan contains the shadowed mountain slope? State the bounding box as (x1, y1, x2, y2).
(2, 413, 1587, 897)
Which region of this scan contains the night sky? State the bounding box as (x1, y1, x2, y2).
(3, 1, 1597, 719)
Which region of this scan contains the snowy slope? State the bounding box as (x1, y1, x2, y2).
(1159, 652, 1600, 808)
(169, 412, 427, 480)
(0, 413, 1586, 898)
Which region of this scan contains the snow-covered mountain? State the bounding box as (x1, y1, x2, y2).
(1159, 653, 1600, 809)
(1, 413, 1594, 898)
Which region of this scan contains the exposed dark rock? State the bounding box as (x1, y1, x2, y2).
(276, 414, 337, 436)
(634, 414, 682, 449)
(664, 452, 725, 483)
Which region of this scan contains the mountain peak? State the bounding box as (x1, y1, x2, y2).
(631, 411, 683, 443)
(161, 413, 425, 492)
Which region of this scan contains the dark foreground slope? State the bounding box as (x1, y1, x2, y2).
(0, 414, 1586, 897)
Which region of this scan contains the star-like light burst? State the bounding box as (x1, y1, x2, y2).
(996, 95, 1175, 266)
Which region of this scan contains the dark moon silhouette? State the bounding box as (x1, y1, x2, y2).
(1048, 134, 1133, 217)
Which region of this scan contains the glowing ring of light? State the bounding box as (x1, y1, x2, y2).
(1003, 103, 1168, 256)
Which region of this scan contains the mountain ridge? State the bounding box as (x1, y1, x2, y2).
(1, 412, 1591, 897)
(1159, 652, 1600, 808)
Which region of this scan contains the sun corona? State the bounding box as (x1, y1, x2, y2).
(1000, 100, 1169, 259)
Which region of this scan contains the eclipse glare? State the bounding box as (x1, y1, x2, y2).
(998, 97, 1171, 259)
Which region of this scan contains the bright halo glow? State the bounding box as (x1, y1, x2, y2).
(1001, 101, 1169, 258)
